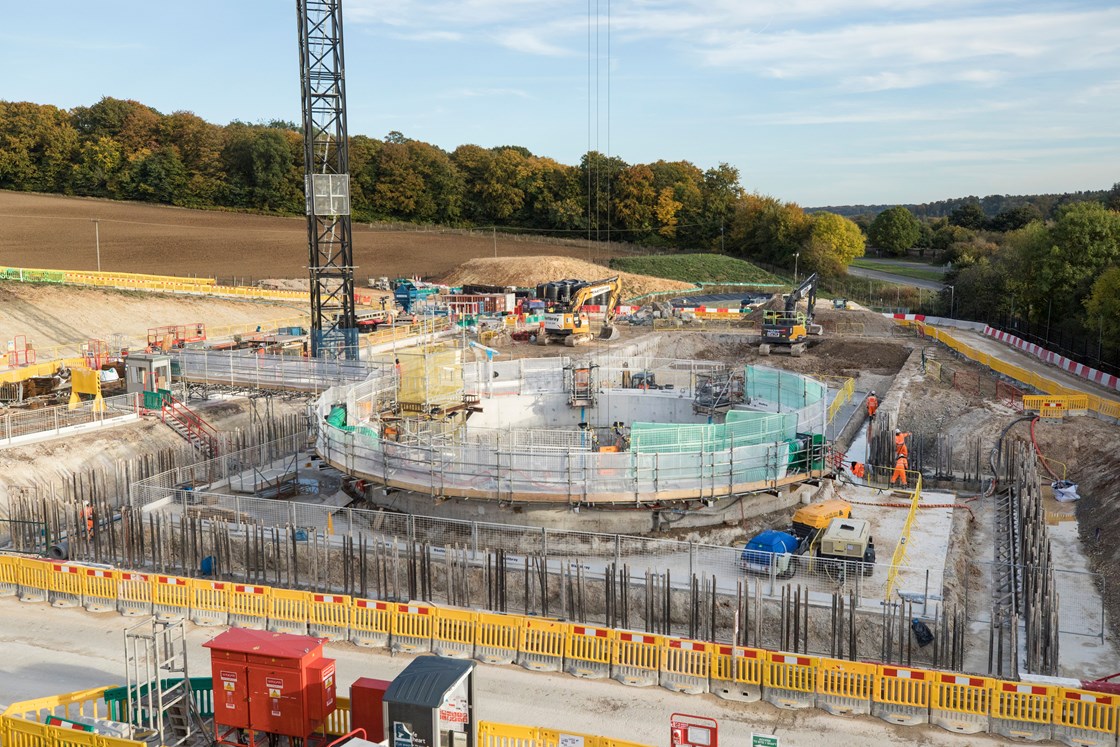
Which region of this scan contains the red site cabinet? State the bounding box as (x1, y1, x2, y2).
(204, 629, 337, 742)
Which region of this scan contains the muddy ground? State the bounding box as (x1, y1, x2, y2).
(0, 190, 631, 281)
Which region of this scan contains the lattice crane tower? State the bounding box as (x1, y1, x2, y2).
(297, 0, 357, 358)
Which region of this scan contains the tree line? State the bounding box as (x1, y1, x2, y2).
(0, 97, 867, 278)
(816, 187, 1118, 221)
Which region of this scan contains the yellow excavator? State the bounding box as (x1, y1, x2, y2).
(538, 276, 622, 346)
(759, 272, 823, 356)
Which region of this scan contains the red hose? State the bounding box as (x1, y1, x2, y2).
(1029, 416, 1060, 480)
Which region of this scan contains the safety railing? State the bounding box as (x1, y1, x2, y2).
(908, 321, 1120, 421)
(823, 376, 856, 424)
(3, 555, 1116, 744)
(0, 392, 140, 447)
(884, 472, 922, 601)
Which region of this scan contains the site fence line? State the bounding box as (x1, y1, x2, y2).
(3, 561, 1117, 745)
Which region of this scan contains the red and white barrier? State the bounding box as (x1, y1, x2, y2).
(984, 327, 1120, 393)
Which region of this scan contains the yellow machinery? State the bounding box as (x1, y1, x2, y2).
(539, 276, 622, 346)
(760, 272, 822, 356)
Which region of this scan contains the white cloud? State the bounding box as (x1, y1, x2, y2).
(443, 87, 532, 99)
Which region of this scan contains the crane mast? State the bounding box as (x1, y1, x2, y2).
(297, 0, 357, 358)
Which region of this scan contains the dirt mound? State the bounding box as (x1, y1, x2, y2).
(437, 256, 694, 300)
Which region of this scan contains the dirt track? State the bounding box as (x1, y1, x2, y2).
(0, 191, 625, 281)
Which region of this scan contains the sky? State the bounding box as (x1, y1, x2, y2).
(2, 1, 1118, 207)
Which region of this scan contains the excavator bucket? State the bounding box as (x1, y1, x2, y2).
(599, 325, 620, 341)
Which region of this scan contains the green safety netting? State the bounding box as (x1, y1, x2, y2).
(629, 366, 822, 455)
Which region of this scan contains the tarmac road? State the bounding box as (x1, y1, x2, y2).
(0, 596, 1007, 746)
(847, 265, 946, 291)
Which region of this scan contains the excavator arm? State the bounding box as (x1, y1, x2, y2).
(568, 276, 622, 340)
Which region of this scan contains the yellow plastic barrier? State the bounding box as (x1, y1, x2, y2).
(267, 587, 311, 635)
(46, 562, 84, 608)
(228, 583, 270, 629)
(1023, 395, 1089, 418)
(391, 602, 435, 654)
(564, 623, 614, 679)
(660, 637, 711, 695)
(612, 631, 663, 687)
(884, 472, 922, 601)
(764, 652, 819, 710)
(1054, 688, 1119, 747)
(0, 554, 18, 596)
(349, 598, 392, 648)
(931, 672, 992, 734)
(80, 567, 118, 613)
(477, 722, 654, 747)
(991, 681, 1055, 742)
(190, 579, 230, 626)
(17, 557, 52, 603)
(308, 593, 352, 641)
(431, 606, 476, 659)
(116, 571, 153, 616)
(475, 612, 522, 665)
(815, 656, 875, 716)
(517, 618, 566, 673)
(710, 644, 764, 702)
(872, 665, 931, 726)
(152, 574, 191, 622)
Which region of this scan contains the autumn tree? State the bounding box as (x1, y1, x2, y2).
(802, 212, 865, 276)
(868, 206, 920, 256)
(0, 102, 79, 192)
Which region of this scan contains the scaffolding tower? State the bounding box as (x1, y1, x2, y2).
(124, 618, 205, 747)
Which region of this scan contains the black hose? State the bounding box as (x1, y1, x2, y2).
(985, 415, 1036, 496)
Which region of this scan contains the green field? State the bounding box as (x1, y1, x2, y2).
(609, 254, 785, 284)
(850, 259, 947, 282)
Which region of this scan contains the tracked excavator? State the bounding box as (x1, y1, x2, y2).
(537, 276, 622, 346)
(759, 272, 823, 356)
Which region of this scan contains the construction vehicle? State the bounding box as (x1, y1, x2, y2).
(739, 529, 799, 578)
(538, 276, 622, 346)
(815, 517, 876, 576)
(759, 272, 822, 356)
(791, 499, 852, 539)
